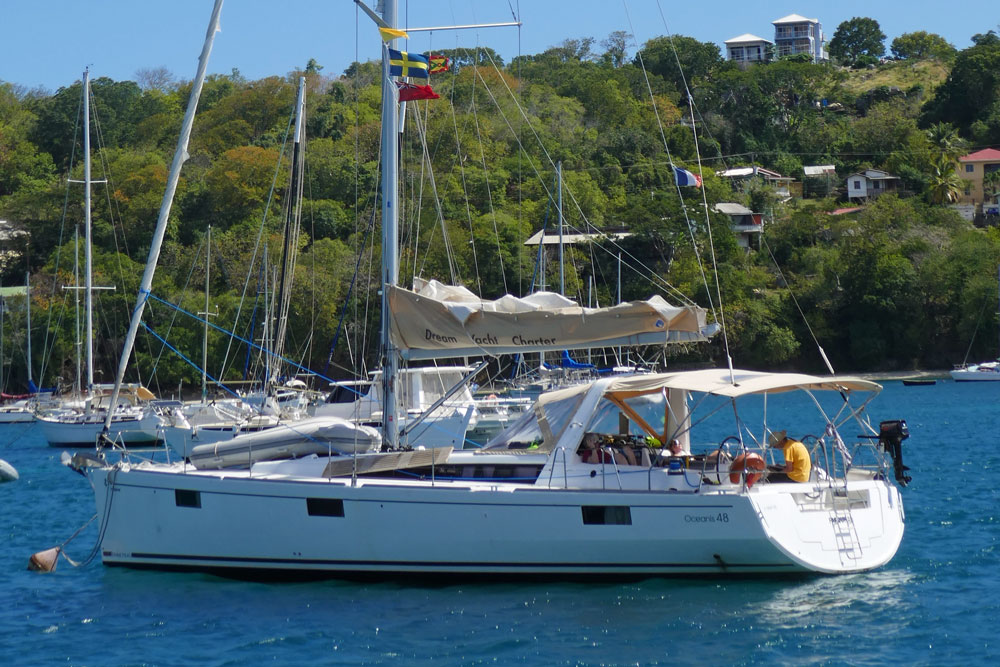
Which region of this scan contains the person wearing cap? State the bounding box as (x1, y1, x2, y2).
(767, 429, 811, 483)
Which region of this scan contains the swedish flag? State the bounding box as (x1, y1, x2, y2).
(388, 48, 429, 79)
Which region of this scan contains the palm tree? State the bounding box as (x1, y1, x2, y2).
(984, 169, 1000, 204)
(927, 155, 964, 204)
(926, 122, 969, 161)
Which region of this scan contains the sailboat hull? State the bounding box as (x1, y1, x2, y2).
(38, 411, 160, 447)
(950, 366, 1000, 381)
(85, 462, 903, 578)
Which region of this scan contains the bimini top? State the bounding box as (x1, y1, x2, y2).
(494, 368, 882, 454)
(388, 279, 713, 360)
(537, 368, 881, 407)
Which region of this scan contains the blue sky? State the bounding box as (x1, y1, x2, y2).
(1, 1, 996, 91)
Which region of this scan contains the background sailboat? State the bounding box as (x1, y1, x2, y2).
(0, 276, 36, 423)
(951, 265, 1000, 381)
(36, 69, 160, 447)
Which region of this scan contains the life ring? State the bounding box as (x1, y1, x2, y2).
(729, 452, 766, 487)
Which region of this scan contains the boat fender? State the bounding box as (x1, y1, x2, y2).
(729, 452, 765, 487)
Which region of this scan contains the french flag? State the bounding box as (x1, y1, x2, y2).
(673, 166, 702, 188)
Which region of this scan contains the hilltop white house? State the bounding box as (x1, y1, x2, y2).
(725, 34, 773, 64)
(772, 14, 827, 62)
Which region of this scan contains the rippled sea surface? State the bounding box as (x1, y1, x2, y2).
(2, 379, 998, 665)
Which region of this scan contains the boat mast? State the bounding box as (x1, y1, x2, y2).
(558, 161, 564, 295)
(380, 0, 401, 450)
(25, 271, 32, 389)
(201, 225, 211, 403)
(83, 68, 95, 404)
(102, 0, 225, 437)
(73, 224, 81, 397)
(354, 0, 519, 448)
(272, 76, 306, 387)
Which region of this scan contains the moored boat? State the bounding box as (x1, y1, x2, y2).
(71, 368, 909, 577)
(68, 0, 908, 580)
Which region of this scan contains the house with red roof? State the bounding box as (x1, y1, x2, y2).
(958, 148, 1000, 211)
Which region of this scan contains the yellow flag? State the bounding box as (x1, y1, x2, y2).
(379, 27, 409, 41)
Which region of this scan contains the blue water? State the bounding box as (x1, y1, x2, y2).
(1, 379, 997, 665)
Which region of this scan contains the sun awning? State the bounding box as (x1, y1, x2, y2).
(598, 368, 882, 399)
(388, 280, 712, 360)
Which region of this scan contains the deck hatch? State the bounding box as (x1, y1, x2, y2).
(582, 505, 632, 525)
(175, 489, 201, 508)
(307, 497, 345, 517)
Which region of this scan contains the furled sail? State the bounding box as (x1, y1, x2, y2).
(389, 279, 714, 360)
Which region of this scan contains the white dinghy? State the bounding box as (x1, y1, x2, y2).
(187, 417, 380, 469)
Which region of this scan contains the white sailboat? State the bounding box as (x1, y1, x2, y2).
(37, 69, 160, 447)
(951, 266, 1000, 381)
(69, 0, 908, 577)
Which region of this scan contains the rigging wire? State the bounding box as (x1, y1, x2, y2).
(472, 48, 695, 307)
(216, 103, 296, 384)
(623, 0, 724, 339)
(760, 234, 837, 375)
(38, 83, 83, 391)
(411, 99, 459, 283)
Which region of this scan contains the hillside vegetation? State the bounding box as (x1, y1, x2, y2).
(1, 26, 1000, 394)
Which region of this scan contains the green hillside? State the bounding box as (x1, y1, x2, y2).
(1, 26, 1000, 393)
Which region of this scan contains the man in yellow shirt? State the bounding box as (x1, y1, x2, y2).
(767, 430, 811, 483)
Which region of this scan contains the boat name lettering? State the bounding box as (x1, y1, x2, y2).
(512, 334, 556, 346)
(684, 513, 729, 523)
(425, 329, 458, 344)
(472, 333, 499, 345)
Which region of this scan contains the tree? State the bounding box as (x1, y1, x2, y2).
(921, 40, 1000, 132)
(135, 67, 175, 92)
(634, 35, 724, 96)
(984, 170, 1000, 202)
(600, 31, 631, 68)
(926, 156, 964, 204)
(828, 17, 886, 65)
(926, 122, 968, 161)
(890, 31, 957, 61)
(972, 29, 1000, 46)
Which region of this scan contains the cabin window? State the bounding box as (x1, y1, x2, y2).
(307, 497, 345, 517)
(175, 489, 201, 508)
(327, 384, 367, 403)
(966, 164, 975, 173)
(853, 179, 862, 189)
(581, 505, 632, 525)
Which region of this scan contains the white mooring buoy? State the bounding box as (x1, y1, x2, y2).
(0, 459, 18, 483)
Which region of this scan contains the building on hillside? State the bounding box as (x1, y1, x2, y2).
(717, 166, 794, 200)
(714, 203, 763, 249)
(802, 164, 837, 198)
(772, 14, 826, 62)
(725, 34, 773, 65)
(958, 148, 1000, 214)
(846, 169, 900, 200)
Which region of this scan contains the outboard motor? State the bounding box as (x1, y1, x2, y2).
(878, 420, 911, 487)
